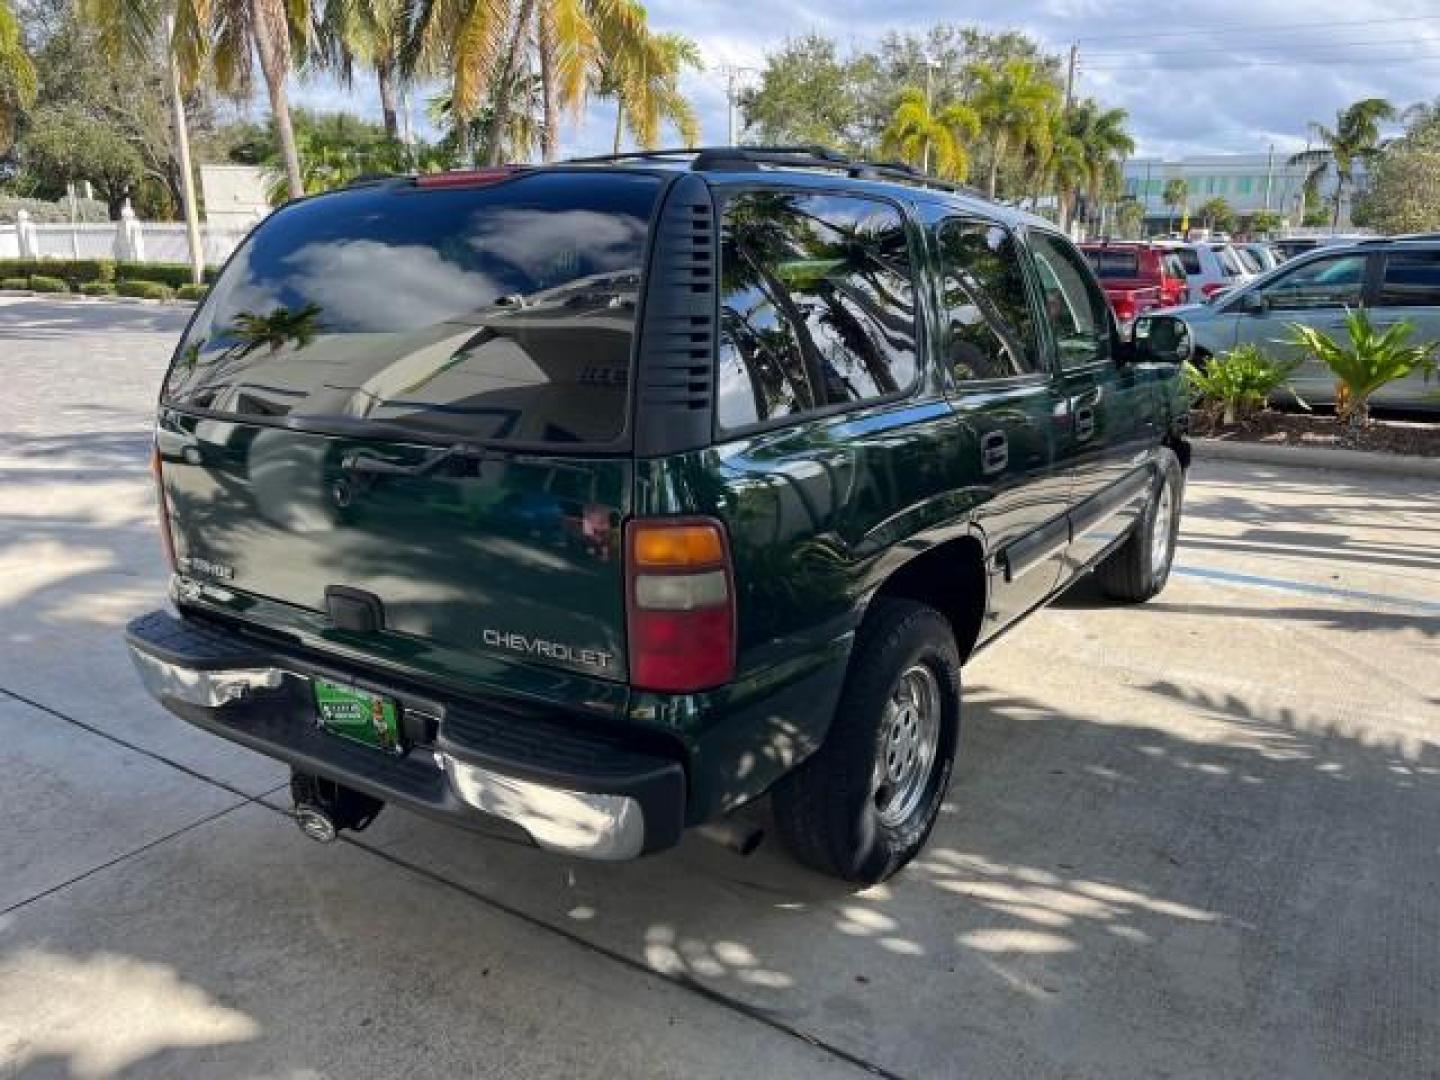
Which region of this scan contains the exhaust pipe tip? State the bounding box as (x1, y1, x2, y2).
(696, 820, 765, 857)
(295, 803, 338, 843)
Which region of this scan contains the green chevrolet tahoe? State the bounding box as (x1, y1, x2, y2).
(126, 147, 1192, 884)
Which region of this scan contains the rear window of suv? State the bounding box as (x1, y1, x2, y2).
(1084, 250, 1140, 278)
(164, 171, 661, 447)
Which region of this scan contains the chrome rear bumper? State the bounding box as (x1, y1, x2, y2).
(125, 610, 678, 860)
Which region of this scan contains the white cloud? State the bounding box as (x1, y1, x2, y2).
(289, 0, 1440, 161)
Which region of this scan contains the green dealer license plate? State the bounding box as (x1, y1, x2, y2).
(313, 679, 402, 753)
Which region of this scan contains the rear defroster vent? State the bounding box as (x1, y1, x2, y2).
(635, 174, 718, 456)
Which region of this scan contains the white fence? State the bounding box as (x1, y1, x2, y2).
(6, 217, 251, 266)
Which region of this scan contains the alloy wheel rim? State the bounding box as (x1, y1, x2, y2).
(1151, 477, 1175, 577)
(873, 664, 942, 828)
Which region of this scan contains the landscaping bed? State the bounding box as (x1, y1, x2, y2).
(1192, 409, 1440, 457)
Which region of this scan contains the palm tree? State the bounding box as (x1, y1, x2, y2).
(1068, 100, 1133, 235)
(0, 0, 36, 152)
(1033, 111, 1085, 227)
(880, 86, 979, 181)
(970, 58, 1061, 199)
(1290, 97, 1397, 229)
(533, 0, 657, 162)
(1163, 177, 1188, 232)
(85, 0, 310, 200)
(80, 0, 209, 279)
(409, 0, 655, 165)
(314, 0, 412, 141)
(428, 77, 545, 163)
(598, 29, 701, 153)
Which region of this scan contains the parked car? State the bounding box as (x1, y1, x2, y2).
(1158, 240, 1255, 303)
(125, 148, 1193, 885)
(1081, 241, 1188, 326)
(1172, 237, 1440, 413)
(1242, 243, 1283, 272)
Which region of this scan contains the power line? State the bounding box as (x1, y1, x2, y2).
(1075, 12, 1440, 43)
(1084, 34, 1440, 59)
(1082, 51, 1440, 70)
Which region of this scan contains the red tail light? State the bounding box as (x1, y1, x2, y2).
(625, 519, 736, 693)
(1201, 282, 1227, 299)
(151, 444, 177, 572)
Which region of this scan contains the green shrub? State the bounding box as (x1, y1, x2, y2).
(80, 282, 117, 296)
(28, 275, 71, 293)
(1289, 309, 1439, 430)
(0, 277, 29, 290)
(175, 283, 209, 302)
(116, 280, 174, 301)
(116, 261, 196, 289)
(0, 258, 114, 285)
(1184, 345, 1299, 426)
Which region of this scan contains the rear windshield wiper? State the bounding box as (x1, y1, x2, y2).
(340, 442, 493, 478)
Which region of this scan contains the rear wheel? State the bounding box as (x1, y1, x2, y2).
(1095, 448, 1183, 603)
(772, 599, 960, 884)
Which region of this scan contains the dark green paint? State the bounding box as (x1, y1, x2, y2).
(153, 172, 1190, 828)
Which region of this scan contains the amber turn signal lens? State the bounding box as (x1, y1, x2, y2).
(630, 523, 725, 568)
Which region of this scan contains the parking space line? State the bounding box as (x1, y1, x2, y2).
(0, 683, 908, 1080)
(0, 685, 258, 802)
(0, 796, 272, 918)
(1172, 564, 1440, 614)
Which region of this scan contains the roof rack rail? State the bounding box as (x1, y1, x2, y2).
(561, 145, 989, 200)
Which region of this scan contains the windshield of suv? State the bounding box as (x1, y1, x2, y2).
(1084, 250, 1140, 278)
(164, 171, 660, 447)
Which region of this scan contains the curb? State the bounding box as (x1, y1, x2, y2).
(0, 289, 196, 307)
(1193, 436, 1440, 479)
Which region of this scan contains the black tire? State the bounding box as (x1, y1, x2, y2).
(1095, 448, 1184, 603)
(772, 598, 961, 884)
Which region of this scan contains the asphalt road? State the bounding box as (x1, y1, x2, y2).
(1, 296, 1437, 1079)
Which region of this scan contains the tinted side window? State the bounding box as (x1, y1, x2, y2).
(1028, 230, 1112, 370)
(1174, 248, 1201, 275)
(1377, 251, 1440, 307)
(1086, 250, 1139, 278)
(1259, 253, 1368, 311)
(717, 191, 917, 431)
(936, 218, 1041, 381)
(1164, 254, 1187, 279)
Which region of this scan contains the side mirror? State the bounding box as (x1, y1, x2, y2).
(1131, 315, 1192, 366)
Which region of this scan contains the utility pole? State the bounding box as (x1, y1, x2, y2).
(164, 11, 205, 286)
(1065, 43, 1078, 109)
(725, 67, 737, 144)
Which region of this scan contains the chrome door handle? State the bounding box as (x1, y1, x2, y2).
(980, 430, 1009, 475)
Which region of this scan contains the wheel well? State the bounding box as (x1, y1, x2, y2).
(868, 535, 988, 664)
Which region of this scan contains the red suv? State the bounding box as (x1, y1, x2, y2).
(1081, 242, 1188, 325)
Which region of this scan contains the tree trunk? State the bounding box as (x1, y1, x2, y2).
(250, 0, 303, 200)
(456, 120, 472, 165)
(987, 131, 1006, 199)
(1332, 177, 1344, 229)
(483, 0, 537, 166)
(538, 6, 559, 161)
(163, 12, 204, 285)
(612, 102, 623, 154)
(377, 54, 400, 142)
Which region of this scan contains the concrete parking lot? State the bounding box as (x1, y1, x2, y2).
(1, 295, 1437, 1079)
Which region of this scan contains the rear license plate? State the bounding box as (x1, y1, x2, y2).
(313, 679, 402, 753)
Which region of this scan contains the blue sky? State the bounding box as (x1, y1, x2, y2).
(286, 0, 1440, 160)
